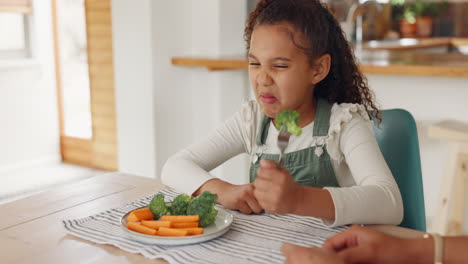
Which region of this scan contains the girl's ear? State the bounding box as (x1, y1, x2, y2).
(310, 54, 331, 84)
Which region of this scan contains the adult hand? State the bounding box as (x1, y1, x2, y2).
(323, 226, 412, 264)
(253, 159, 302, 214)
(216, 182, 263, 215)
(281, 243, 344, 264)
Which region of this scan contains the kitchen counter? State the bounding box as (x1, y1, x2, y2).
(171, 38, 468, 78)
(362, 37, 468, 51)
(355, 49, 468, 77)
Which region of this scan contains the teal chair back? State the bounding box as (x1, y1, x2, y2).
(373, 109, 426, 231)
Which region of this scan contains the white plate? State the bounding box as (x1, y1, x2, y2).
(120, 205, 234, 245)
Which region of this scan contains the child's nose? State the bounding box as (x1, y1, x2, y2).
(256, 69, 273, 87)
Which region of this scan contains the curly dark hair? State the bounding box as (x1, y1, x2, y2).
(244, 0, 380, 121)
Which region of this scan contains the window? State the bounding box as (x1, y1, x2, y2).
(55, 0, 92, 139)
(0, 13, 29, 58)
(0, 0, 32, 59)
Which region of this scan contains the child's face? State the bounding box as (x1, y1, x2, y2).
(248, 24, 316, 120)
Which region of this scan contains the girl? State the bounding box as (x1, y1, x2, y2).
(162, 0, 403, 227)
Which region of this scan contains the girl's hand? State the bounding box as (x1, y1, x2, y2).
(253, 159, 303, 214)
(194, 179, 263, 214)
(281, 243, 344, 264)
(216, 182, 263, 215)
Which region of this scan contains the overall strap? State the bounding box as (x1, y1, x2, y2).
(256, 114, 271, 146)
(313, 97, 333, 136)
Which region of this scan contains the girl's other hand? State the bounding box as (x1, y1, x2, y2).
(281, 243, 344, 264)
(218, 182, 263, 215)
(194, 179, 263, 214)
(253, 159, 303, 214)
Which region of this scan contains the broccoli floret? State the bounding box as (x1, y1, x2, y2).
(275, 110, 302, 136)
(149, 194, 169, 219)
(170, 194, 192, 215)
(186, 191, 218, 227)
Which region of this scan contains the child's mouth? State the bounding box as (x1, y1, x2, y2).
(260, 95, 277, 104)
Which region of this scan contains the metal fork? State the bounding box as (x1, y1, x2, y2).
(277, 125, 291, 168)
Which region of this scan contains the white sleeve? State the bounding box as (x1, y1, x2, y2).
(161, 101, 257, 195)
(323, 111, 404, 227)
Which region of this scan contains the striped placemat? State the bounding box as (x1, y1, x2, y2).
(63, 189, 346, 264)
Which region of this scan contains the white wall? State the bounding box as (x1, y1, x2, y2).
(112, 0, 249, 182)
(368, 74, 468, 233)
(0, 0, 60, 174)
(112, 0, 158, 179)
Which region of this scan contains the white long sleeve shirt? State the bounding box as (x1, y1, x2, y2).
(161, 100, 403, 227)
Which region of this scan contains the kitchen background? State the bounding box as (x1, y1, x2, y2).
(1, 0, 467, 233)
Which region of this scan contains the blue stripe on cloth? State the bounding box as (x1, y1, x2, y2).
(63, 190, 345, 264)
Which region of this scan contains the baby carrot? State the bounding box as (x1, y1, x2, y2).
(127, 212, 139, 222)
(160, 215, 200, 223)
(171, 222, 199, 228)
(127, 222, 157, 236)
(127, 208, 154, 222)
(157, 227, 189, 237)
(179, 227, 204, 235)
(141, 220, 171, 229)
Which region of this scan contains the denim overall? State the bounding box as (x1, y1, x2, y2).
(249, 98, 340, 188)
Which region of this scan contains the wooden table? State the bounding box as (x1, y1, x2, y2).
(0, 172, 423, 264)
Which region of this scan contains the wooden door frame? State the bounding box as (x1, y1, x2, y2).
(51, 0, 117, 171)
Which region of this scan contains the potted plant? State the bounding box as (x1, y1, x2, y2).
(400, 6, 418, 38)
(392, 0, 448, 38)
(412, 0, 448, 37)
(391, 0, 417, 38)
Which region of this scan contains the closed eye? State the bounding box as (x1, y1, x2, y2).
(274, 65, 288, 68)
(249, 62, 260, 66)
